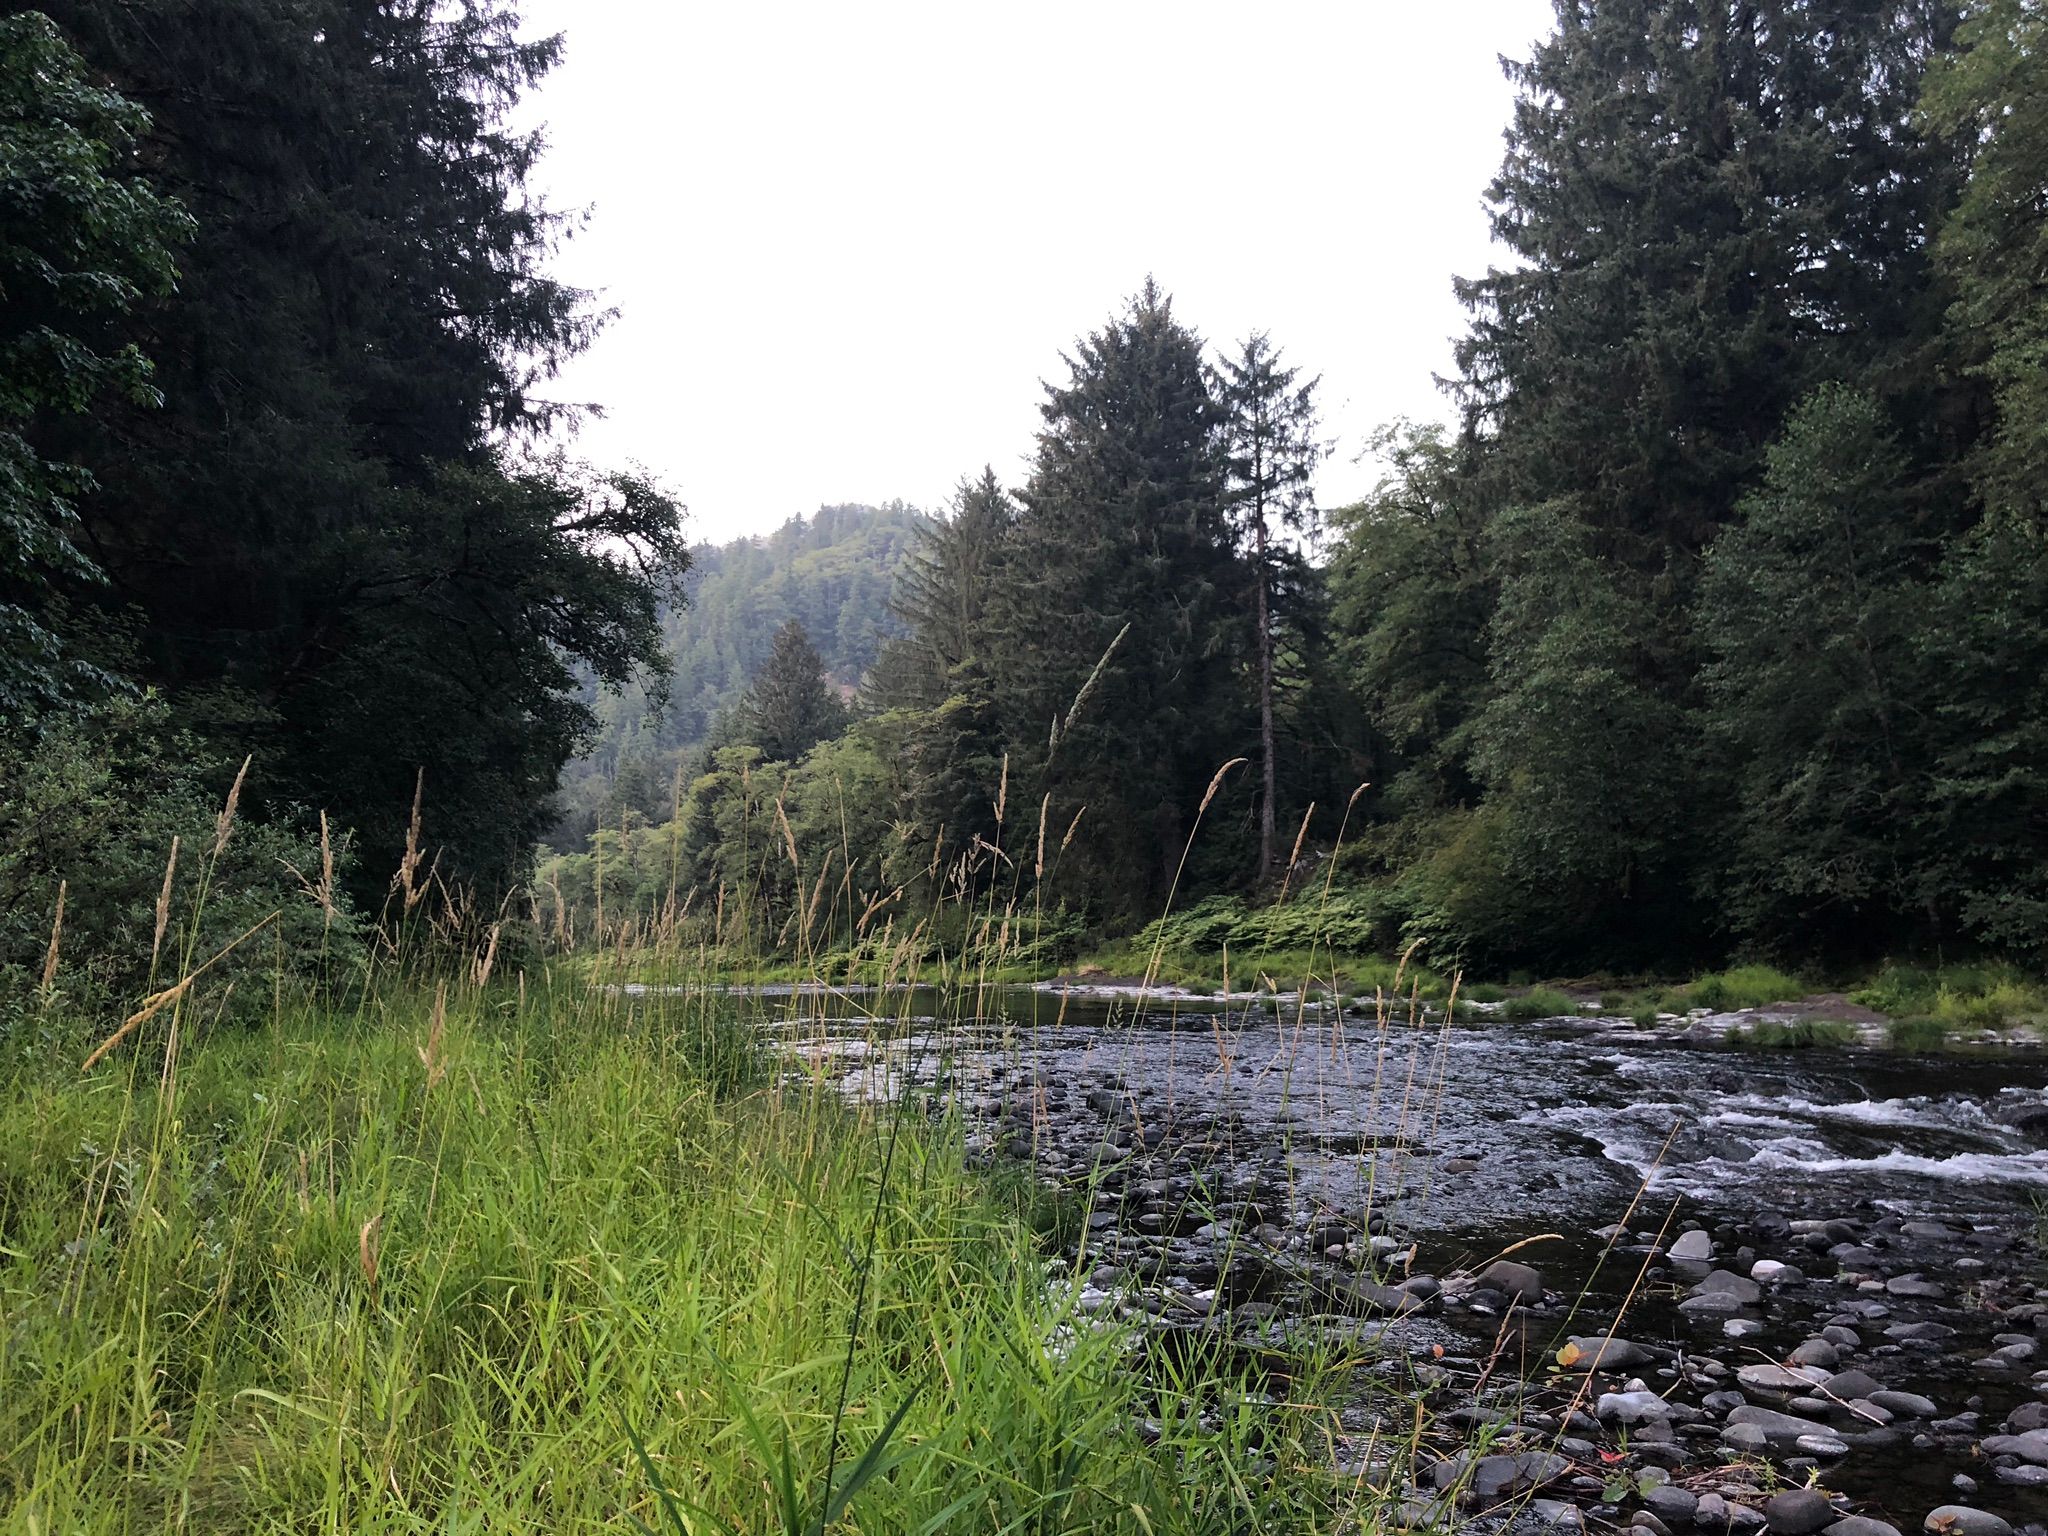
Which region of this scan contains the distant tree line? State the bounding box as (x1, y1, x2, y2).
(555, 0, 2048, 973)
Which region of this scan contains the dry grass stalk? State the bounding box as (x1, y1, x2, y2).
(1060, 806, 1086, 852)
(1034, 793, 1051, 880)
(40, 880, 66, 990)
(82, 910, 280, 1073)
(994, 753, 1009, 828)
(472, 922, 501, 987)
(1277, 804, 1317, 904)
(418, 981, 448, 1089)
(1198, 757, 1248, 817)
(150, 837, 179, 975)
(774, 791, 801, 875)
(359, 1213, 383, 1292)
(212, 756, 251, 859)
(395, 769, 427, 911)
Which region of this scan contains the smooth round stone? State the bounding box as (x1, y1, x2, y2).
(1670, 1229, 1716, 1261)
(1635, 1514, 1674, 1536)
(1726, 1317, 1767, 1340)
(1795, 1434, 1851, 1457)
(1790, 1338, 1840, 1369)
(1767, 1490, 1836, 1536)
(1826, 1520, 1902, 1536)
(1646, 1487, 1700, 1525)
(1922, 1509, 2011, 1536)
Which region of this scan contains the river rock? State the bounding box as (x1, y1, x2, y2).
(1478, 1259, 1544, 1303)
(1469, 1449, 1568, 1498)
(1727, 1318, 1767, 1339)
(1698, 1269, 1765, 1303)
(1682, 1291, 1747, 1317)
(1822, 1369, 1884, 1402)
(1699, 1493, 1768, 1533)
(2007, 1403, 2048, 1433)
(1887, 1274, 1947, 1300)
(1922, 1509, 2012, 1536)
(1636, 1514, 1674, 1536)
(1728, 1404, 1838, 1444)
(1767, 1490, 1837, 1535)
(1790, 1339, 1840, 1369)
(1739, 1363, 1832, 1393)
(1826, 1520, 1901, 1536)
(1647, 1486, 1701, 1525)
(1980, 1429, 2048, 1465)
(1600, 1390, 1673, 1426)
(1671, 1229, 1715, 1261)
(1870, 1390, 1939, 1418)
(1570, 1334, 1654, 1371)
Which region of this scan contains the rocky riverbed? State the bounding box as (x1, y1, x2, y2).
(762, 987, 2048, 1534)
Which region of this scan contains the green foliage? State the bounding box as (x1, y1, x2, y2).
(19, 0, 682, 902)
(0, 699, 357, 1028)
(1735, 1019, 1858, 1050)
(1854, 962, 2046, 1030)
(1672, 965, 1805, 1013)
(1696, 388, 1931, 948)
(0, 12, 190, 718)
(0, 977, 1358, 1533)
(738, 619, 848, 766)
(1498, 987, 1580, 1022)
(558, 502, 928, 848)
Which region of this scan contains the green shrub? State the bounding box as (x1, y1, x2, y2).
(1631, 1005, 1661, 1028)
(1500, 986, 1579, 1021)
(1464, 982, 1508, 1003)
(0, 699, 359, 1034)
(1674, 964, 1804, 1012)
(1886, 1016, 1948, 1051)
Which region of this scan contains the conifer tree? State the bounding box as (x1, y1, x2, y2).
(740, 620, 845, 765)
(1219, 334, 1323, 881)
(990, 281, 1241, 910)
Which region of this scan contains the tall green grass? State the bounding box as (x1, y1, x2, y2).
(0, 975, 1364, 1533)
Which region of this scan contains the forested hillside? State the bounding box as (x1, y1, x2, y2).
(553, 1, 2048, 978)
(546, 502, 925, 851)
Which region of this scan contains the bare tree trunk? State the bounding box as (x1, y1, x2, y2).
(1255, 508, 1277, 884)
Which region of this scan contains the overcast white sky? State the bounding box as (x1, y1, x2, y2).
(518, 1, 1556, 545)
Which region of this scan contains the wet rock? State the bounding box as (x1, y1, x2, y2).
(1790, 1339, 1840, 1369)
(1636, 1514, 1675, 1536)
(1699, 1493, 1768, 1533)
(1646, 1486, 1701, 1525)
(1825, 1520, 1902, 1536)
(1794, 1433, 1850, 1457)
(1982, 1429, 2048, 1465)
(1568, 1334, 1654, 1371)
(1821, 1369, 1885, 1402)
(1739, 1363, 1832, 1393)
(1886, 1274, 1947, 1301)
(1682, 1291, 1748, 1317)
(1532, 1500, 1586, 1530)
(1601, 1390, 1673, 1426)
(1726, 1318, 1767, 1340)
(1698, 1269, 1765, 1304)
(1869, 1390, 1939, 1418)
(1822, 1325, 1862, 1349)
(1767, 1490, 1837, 1535)
(1671, 1229, 1716, 1262)
(1921, 1508, 2011, 1536)
(1994, 1465, 2048, 1488)
(1727, 1404, 1838, 1444)
(2007, 1402, 2048, 1433)
(1478, 1259, 1544, 1304)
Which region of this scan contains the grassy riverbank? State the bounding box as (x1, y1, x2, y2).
(0, 974, 1368, 1534)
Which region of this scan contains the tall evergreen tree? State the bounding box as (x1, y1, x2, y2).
(1219, 333, 1323, 881)
(989, 280, 1241, 912)
(1455, 0, 1959, 572)
(0, 13, 189, 722)
(34, 0, 685, 900)
(739, 620, 845, 765)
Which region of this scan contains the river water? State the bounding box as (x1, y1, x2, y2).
(732, 984, 2048, 1527)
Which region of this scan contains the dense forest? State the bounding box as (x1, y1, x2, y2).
(5, 0, 2048, 1011)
